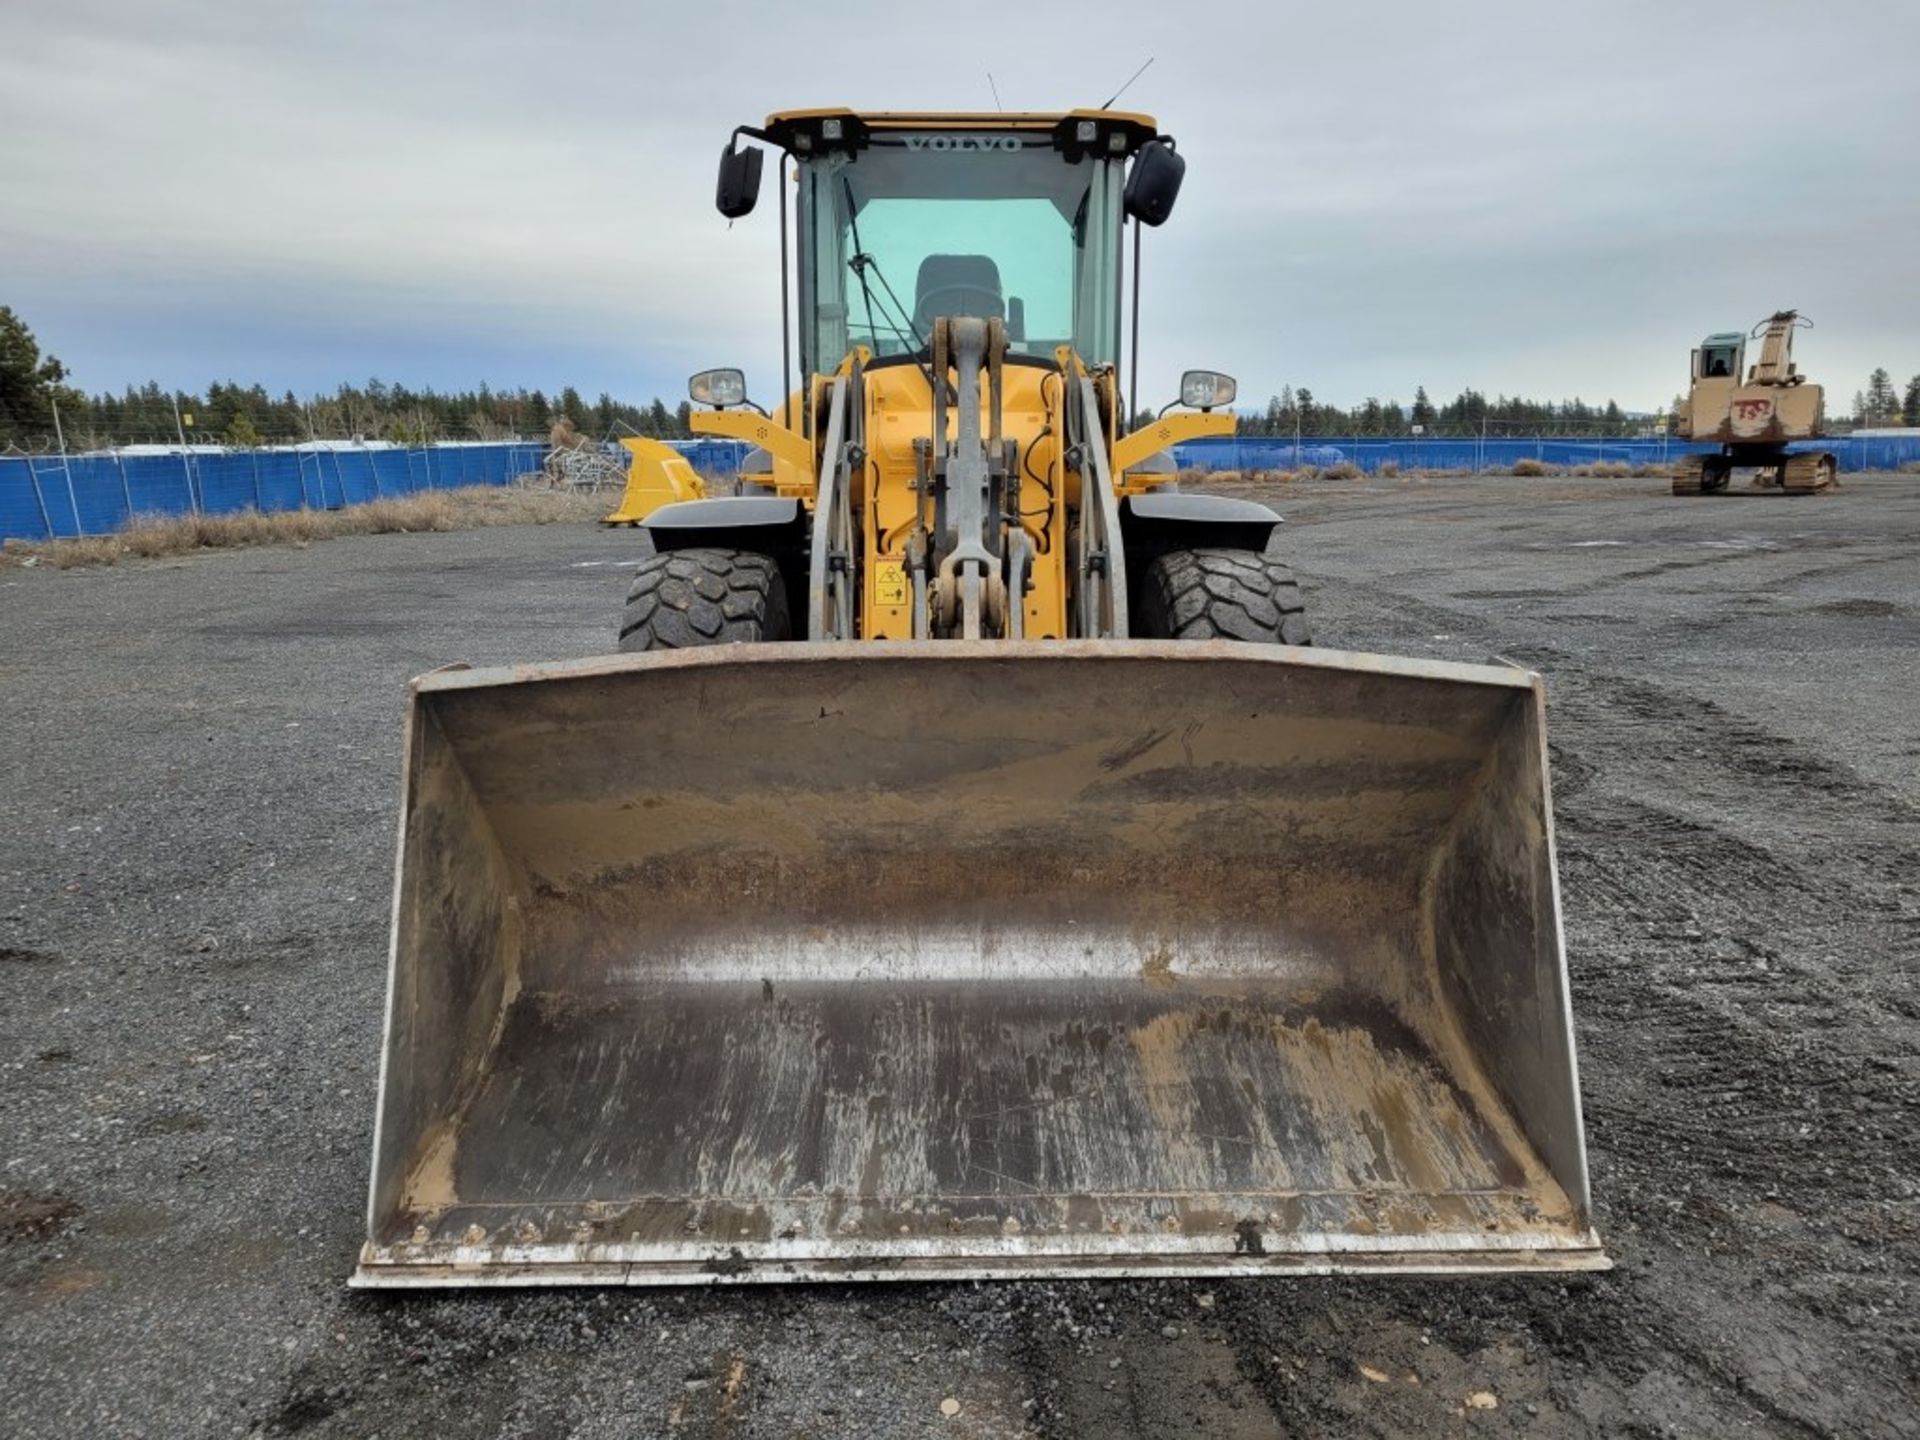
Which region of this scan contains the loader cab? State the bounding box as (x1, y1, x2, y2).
(759, 110, 1162, 379)
(1694, 333, 1745, 382)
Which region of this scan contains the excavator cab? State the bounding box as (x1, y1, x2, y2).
(1695, 334, 1744, 381)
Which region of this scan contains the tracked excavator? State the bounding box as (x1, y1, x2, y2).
(355, 108, 1605, 1286)
(1672, 310, 1837, 494)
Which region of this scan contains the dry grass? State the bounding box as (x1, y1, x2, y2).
(1377, 461, 1401, 479)
(1511, 458, 1549, 477)
(1900, 461, 1920, 475)
(1321, 461, 1363, 481)
(1178, 467, 1319, 488)
(0, 485, 609, 572)
(46, 537, 125, 569)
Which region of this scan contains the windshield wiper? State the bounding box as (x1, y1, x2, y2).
(842, 177, 953, 402)
(848, 252, 920, 356)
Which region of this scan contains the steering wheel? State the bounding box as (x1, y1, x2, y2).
(916, 283, 1004, 325)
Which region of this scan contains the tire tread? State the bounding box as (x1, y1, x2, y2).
(618, 548, 789, 651)
(1139, 547, 1310, 646)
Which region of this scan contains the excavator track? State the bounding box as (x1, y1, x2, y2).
(1671, 456, 1706, 495)
(1782, 452, 1837, 492)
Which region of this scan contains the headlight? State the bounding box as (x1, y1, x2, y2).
(1179, 370, 1237, 410)
(689, 368, 747, 408)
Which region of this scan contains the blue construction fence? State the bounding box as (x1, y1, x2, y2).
(656, 432, 1920, 478)
(1166, 433, 1920, 476)
(7, 431, 1917, 543)
(0, 439, 759, 542)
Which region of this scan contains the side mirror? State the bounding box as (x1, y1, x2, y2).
(1124, 140, 1185, 227)
(716, 143, 763, 220)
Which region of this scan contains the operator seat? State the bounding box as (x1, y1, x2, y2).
(914, 254, 1005, 332)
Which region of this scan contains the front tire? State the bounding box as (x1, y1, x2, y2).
(617, 548, 790, 652)
(1137, 547, 1310, 646)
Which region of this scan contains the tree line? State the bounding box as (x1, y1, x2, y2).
(43, 379, 698, 450)
(1231, 386, 1644, 438)
(0, 306, 695, 451)
(1854, 368, 1920, 429)
(7, 304, 1919, 451)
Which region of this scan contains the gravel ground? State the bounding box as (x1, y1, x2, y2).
(1, 472, 1915, 1438)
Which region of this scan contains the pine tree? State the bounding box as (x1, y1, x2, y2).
(1904, 374, 1920, 428)
(1409, 386, 1435, 428)
(0, 305, 70, 445)
(1865, 368, 1899, 426)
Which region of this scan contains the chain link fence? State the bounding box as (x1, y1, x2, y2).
(7, 431, 1918, 543)
(0, 440, 753, 542)
(1168, 433, 1920, 476)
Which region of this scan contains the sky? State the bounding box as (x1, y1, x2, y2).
(3, 0, 1917, 416)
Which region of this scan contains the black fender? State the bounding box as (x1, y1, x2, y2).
(1120, 492, 1286, 558)
(642, 497, 811, 622)
(644, 496, 808, 549)
(1119, 493, 1288, 621)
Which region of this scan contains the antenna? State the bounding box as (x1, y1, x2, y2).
(987, 72, 1004, 111)
(1100, 56, 1154, 110)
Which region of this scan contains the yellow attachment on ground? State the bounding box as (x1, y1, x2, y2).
(604, 439, 707, 526)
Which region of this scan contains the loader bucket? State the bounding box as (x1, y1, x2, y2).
(355, 642, 1605, 1287)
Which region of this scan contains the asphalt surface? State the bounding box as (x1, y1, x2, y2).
(1, 472, 1915, 1438)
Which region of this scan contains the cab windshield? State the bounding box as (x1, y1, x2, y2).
(798, 134, 1124, 374)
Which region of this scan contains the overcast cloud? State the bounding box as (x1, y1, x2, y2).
(4, 0, 1916, 413)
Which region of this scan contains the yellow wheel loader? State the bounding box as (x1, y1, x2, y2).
(1672, 310, 1837, 494)
(355, 108, 1606, 1287)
